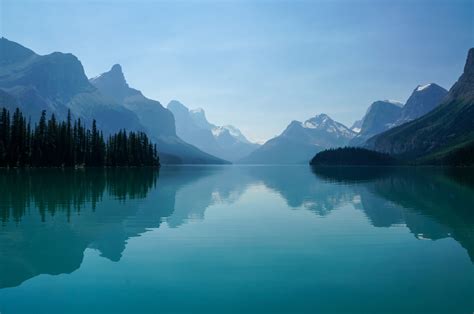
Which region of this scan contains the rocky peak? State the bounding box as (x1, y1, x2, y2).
(446, 47, 474, 102)
(190, 107, 214, 130)
(0, 37, 37, 66)
(91, 64, 128, 88)
(304, 114, 331, 128)
(90, 64, 138, 102)
(167, 100, 189, 113)
(395, 83, 447, 125)
(464, 48, 474, 75)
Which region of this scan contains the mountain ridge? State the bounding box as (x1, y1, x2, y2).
(167, 100, 259, 162)
(349, 83, 447, 147)
(349, 100, 403, 146)
(0, 37, 143, 133)
(0, 38, 228, 164)
(365, 48, 474, 160)
(90, 65, 229, 164)
(239, 114, 355, 164)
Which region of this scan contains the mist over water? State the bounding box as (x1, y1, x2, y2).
(0, 166, 473, 313)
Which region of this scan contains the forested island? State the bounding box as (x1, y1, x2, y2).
(310, 147, 398, 166)
(0, 108, 160, 168)
(310, 145, 474, 167)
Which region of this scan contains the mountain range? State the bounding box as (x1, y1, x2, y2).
(0, 38, 142, 133)
(0, 38, 227, 164)
(1, 37, 471, 165)
(167, 100, 260, 162)
(90, 64, 228, 164)
(239, 114, 356, 164)
(240, 79, 452, 164)
(366, 48, 474, 162)
(349, 83, 447, 146)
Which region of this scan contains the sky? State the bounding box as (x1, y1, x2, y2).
(1, 0, 473, 143)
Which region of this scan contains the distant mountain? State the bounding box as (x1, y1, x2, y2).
(350, 119, 362, 133)
(90, 65, 228, 164)
(366, 48, 474, 161)
(349, 84, 447, 147)
(167, 100, 259, 162)
(239, 114, 356, 164)
(216, 125, 255, 144)
(349, 100, 403, 146)
(189, 107, 215, 130)
(395, 83, 447, 125)
(0, 37, 143, 133)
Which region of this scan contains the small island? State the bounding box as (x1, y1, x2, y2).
(310, 147, 398, 166)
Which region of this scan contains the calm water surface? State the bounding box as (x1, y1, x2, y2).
(0, 166, 473, 313)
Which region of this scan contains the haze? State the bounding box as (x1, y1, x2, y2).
(1, 0, 472, 142)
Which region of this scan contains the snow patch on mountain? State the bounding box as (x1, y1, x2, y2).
(302, 114, 355, 138)
(190, 108, 204, 113)
(384, 99, 404, 107)
(211, 126, 226, 137)
(416, 83, 432, 92)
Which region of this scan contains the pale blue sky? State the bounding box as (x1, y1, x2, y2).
(1, 0, 473, 142)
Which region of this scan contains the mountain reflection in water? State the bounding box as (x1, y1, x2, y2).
(0, 166, 473, 291)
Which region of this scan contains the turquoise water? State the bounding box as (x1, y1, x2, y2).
(0, 166, 473, 313)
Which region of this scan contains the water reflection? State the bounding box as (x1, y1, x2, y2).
(311, 166, 474, 261)
(0, 166, 252, 288)
(0, 168, 158, 223)
(0, 168, 159, 288)
(0, 166, 473, 290)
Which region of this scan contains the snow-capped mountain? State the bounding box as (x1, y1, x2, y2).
(167, 100, 260, 162)
(349, 83, 447, 146)
(394, 83, 447, 125)
(366, 49, 474, 159)
(239, 114, 356, 164)
(302, 114, 356, 139)
(213, 125, 254, 144)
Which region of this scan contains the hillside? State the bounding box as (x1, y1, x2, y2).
(239, 114, 355, 164)
(366, 48, 474, 160)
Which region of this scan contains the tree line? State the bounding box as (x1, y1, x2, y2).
(0, 107, 159, 167)
(310, 147, 398, 166)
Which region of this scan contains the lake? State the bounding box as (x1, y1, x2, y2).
(0, 166, 473, 313)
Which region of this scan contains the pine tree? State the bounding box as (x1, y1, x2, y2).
(0, 107, 160, 168)
(0, 108, 10, 166)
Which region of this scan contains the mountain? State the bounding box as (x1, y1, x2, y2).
(0, 37, 143, 133)
(167, 100, 259, 162)
(348, 84, 447, 147)
(189, 107, 214, 130)
(239, 114, 356, 164)
(90, 64, 175, 137)
(366, 48, 474, 161)
(90, 65, 229, 164)
(395, 83, 447, 125)
(350, 119, 362, 133)
(0, 38, 226, 164)
(349, 100, 403, 146)
(216, 125, 254, 144)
